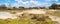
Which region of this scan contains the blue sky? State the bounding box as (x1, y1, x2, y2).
(0, 0, 60, 8)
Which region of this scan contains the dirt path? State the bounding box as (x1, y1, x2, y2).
(0, 12, 17, 19)
(46, 15, 60, 24)
(0, 9, 60, 24)
(16, 9, 46, 16)
(17, 9, 46, 14)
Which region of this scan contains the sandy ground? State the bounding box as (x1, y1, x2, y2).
(23, 9, 46, 14)
(48, 15, 60, 24)
(0, 9, 60, 24)
(0, 9, 46, 19)
(0, 12, 17, 19)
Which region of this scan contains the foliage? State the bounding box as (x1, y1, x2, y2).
(49, 3, 60, 9)
(0, 4, 7, 10)
(10, 10, 17, 14)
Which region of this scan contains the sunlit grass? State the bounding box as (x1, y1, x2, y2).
(0, 9, 59, 24)
(0, 13, 55, 24)
(46, 10, 60, 17)
(9, 10, 17, 14)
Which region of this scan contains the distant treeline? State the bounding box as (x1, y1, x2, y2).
(0, 3, 60, 10)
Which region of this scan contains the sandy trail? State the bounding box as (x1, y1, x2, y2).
(0, 12, 17, 19)
(48, 15, 60, 24)
(0, 9, 46, 19)
(23, 9, 46, 14)
(17, 9, 46, 14)
(0, 9, 60, 24)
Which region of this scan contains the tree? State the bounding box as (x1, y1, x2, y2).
(19, 7, 24, 9)
(13, 7, 17, 10)
(40, 7, 46, 9)
(0, 4, 7, 10)
(49, 3, 60, 9)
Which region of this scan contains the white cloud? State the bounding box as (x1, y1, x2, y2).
(54, 0, 58, 2)
(45, 0, 51, 2)
(4, 0, 59, 8)
(4, 3, 9, 7)
(44, 0, 58, 7)
(13, 0, 41, 8)
(57, 3, 60, 5)
(45, 0, 58, 2)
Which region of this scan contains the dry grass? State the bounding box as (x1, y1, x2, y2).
(0, 9, 60, 24)
(46, 9, 60, 17)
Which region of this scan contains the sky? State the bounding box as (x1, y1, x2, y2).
(0, 0, 60, 8)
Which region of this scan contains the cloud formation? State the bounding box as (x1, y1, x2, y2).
(4, 0, 59, 8)
(13, 0, 41, 8)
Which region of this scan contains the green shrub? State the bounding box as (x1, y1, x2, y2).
(10, 11, 17, 14)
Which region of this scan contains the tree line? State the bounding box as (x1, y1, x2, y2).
(49, 3, 60, 9)
(0, 3, 60, 10)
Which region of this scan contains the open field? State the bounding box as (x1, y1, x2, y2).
(0, 9, 60, 24)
